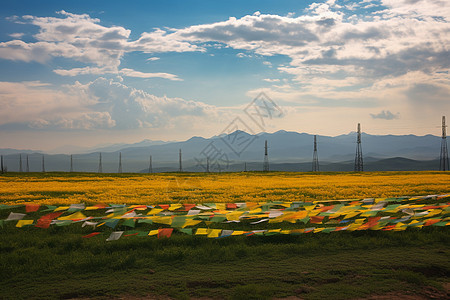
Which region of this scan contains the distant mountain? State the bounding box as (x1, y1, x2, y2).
(0, 130, 444, 172)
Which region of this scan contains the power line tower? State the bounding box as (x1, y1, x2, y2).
(148, 155, 153, 173)
(19, 154, 23, 172)
(70, 155, 73, 172)
(312, 135, 319, 172)
(26, 155, 29, 172)
(42, 155, 45, 172)
(244, 162, 247, 172)
(263, 140, 269, 172)
(440, 116, 449, 171)
(178, 149, 183, 172)
(98, 153, 102, 173)
(206, 157, 210, 173)
(0, 155, 4, 173)
(118, 152, 122, 173)
(354, 123, 363, 172)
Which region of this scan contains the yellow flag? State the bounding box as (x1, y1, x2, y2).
(195, 228, 208, 235)
(148, 230, 158, 236)
(207, 229, 221, 238)
(58, 211, 86, 220)
(182, 219, 201, 228)
(16, 220, 33, 227)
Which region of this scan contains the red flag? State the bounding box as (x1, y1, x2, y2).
(35, 219, 52, 229)
(157, 228, 173, 238)
(226, 203, 237, 209)
(183, 204, 196, 211)
(26, 204, 40, 212)
(158, 204, 169, 210)
(35, 211, 64, 229)
(82, 232, 101, 238)
(309, 216, 325, 224)
(40, 211, 64, 220)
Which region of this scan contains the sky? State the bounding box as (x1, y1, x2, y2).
(0, 0, 449, 153)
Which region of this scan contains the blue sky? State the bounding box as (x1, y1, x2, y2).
(0, 0, 449, 152)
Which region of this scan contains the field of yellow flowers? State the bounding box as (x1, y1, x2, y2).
(1, 171, 449, 205)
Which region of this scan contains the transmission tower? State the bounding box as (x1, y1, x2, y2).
(440, 116, 449, 171)
(1, 155, 4, 173)
(148, 155, 153, 173)
(98, 153, 102, 173)
(354, 123, 363, 172)
(312, 135, 319, 172)
(263, 140, 269, 172)
(26, 155, 29, 172)
(244, 162, 247, 172)
(70, 155, 73, 172)
(178, 149, 183, 172)
(206, 157, 210, 173)
(42, 155, 45, 172)
(19, 154, 23, 172)
(118, 152, 122, 173)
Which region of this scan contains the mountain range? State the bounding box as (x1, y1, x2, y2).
(0, 130, 444, 172)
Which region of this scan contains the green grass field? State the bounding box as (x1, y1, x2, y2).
(0, 226, 449, 299)
(0, 171, 449, 299)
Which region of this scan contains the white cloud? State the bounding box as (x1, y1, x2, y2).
(370, 110, 400, 120)
(9, 33, 24, 38)
(0, 78, 223, 130)
(53, 66, 182, 80)
(147, 57, 160, 61)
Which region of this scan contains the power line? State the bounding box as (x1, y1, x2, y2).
(263, 140, 269, 172)
(354, 123, 363, 172)
(312, 135, 319, 172)
(440, 116, 449, 171)
(118, 152, 122, 173)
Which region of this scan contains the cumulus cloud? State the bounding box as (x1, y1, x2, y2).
(0, 78, 222, 130)
(370, 110, 400, 120)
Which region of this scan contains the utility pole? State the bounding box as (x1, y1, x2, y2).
(42, 155, 45, 172)
(148, 155, 153, 173)
(118, 152, 122, 173)
(354, 123, 363, 172)
(178, 149, 183, 172)
(98, 153, 102, 173)
(19, 154, 23, 172)
(26, 155, 30, 172)
(70, 155, 73, 172)
(263, 140, 269, 172)
(440, 116, 449, 171)
(312, 135, 319, 172)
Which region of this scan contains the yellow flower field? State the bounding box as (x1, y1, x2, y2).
(0, 171, 449, 205)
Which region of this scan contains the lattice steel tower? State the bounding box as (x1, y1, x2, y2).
(354, 123, 363, 172)
(263, 140, 269, 172)
(312, 135, 319, 172)
(42, 155, 45, 172)
(148, 155, 153, 173)
(19, 154, 23, 172)
(26, 155, 29, 172)
(440, 116, 449, 171)
(206, 157, 210, 173)
(118, 152, 122, 173)
(1, 155, 4, 173)
(70, 155, 73, 172)
(178, 149, 183, 172)
(98, 153, 102, 173)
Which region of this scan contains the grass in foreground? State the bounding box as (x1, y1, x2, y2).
(0, 226, 449, 299)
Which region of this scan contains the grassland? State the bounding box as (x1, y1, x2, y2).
(0, 171, 449, 299)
